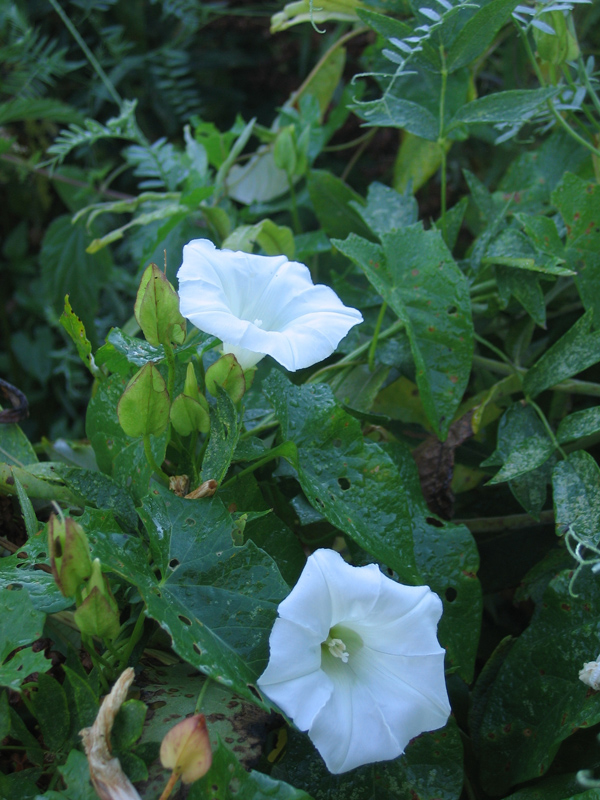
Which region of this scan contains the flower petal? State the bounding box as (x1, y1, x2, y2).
(308, 662, 400, 773)
(275, 550, 333, 638)
(257, 618, 332, 731)
(351, 645, 450, 750)
(310, 549, 381, 625)
(177, 239, 363, 371)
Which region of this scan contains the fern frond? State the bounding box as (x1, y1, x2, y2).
(124, 138, 189, 191)
(0, 26, 79, 98)
(0, 97, 83, 126)
(149, 46, 203, 125)
(45, 100, 144, 165)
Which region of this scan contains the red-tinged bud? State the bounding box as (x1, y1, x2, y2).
(48, 513, 92, 597)
(160, 713, 212, 784)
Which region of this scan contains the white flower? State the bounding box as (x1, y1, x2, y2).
(257, 549, 451, 774)
(177, 239, 363, 371)
(579, 657, 600, 690)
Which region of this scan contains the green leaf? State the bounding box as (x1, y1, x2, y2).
(307, 170, 373, 240)
(350, 181, 418, 238)
(112, 699, 147, 751)
(0, 587, 48, 692)
(96, 327, 208, 376)
(264, 372, 481, 680)
(473, 568, 600, 795)
(53, 466, 138, 530)
(553, 451, 600, 548)
(449, 88, 559, 129)
(445, 0, 521, 72)
(552, 173, 600, 325)
(13, 475, 39, 538)
(508, 454, 556, 519)
(59, 295, 99, 378)
(272, 718, 463, 800)
(0, 97, 83, 125)
(33, 673, 70, 751)
(40, 215, 112, 342)
(357, 9, 441, 71)
(201, 389, 242, 484)
(94, 486, 288, 704)
(523, 311, 600, 398)
(486, 228, 573, 277)
(205, 354, 246, 404)
(334, 227, 473, 439)
(482, 403, 555, 484)
(56, 749, 98, 800)
(558, 407, 600, 444)
(223, 219, 296, 259)
(354, 95, 440, 141)
(191, 737, 315, 800)
(0, 532, 71, 614)
(62, 665, 99, 744)
(496, 265, 546, 327)
(0, 414, 38, 467)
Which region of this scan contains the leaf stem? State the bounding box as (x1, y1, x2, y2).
(195, 676, 212, 712)
(456, 509, 554, 533)
(438, 45, 448, 242)
(48, 0, 123, 109)
(162, 339, 176, 399)
(473, 354, 600, 397)
(527, 396, 567, 459)
(143, 435, 170, 484)
(307, 319, 405, 383)
(368, 301, 387, 371)
(220, 442, 293, 489)
(158, 770, 180, 800)
(116, 607, 147, 671)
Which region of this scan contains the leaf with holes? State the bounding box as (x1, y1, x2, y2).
(473, 567, 600, 795)
(264, 371, 481, 681)
(334, 227, 473, 439)
(0, 587, 49, 692)
(89, 489, 288, 706)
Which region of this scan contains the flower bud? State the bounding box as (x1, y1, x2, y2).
(273, 127, 297, 177)
(48, 513, 92, 597)
(74, 559, 121, 641)
(534, 11, 579, 65)
(160, 714, 212, 784)
(205, 353, 246, 403)
(117, 363, 170, 437)
(134, 263, 187, 347)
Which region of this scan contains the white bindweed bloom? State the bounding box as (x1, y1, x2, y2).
(257, 549, 451, 774)
(177, 239, 363, 371)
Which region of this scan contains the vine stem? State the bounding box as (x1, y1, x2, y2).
(48, 0, 123, 109)
(473, 354, 600, 397)
(220, 442, 294, 489)
(143, 435, 170, 484)
(158, 771, 180, 800)
(519, 27, 600, 158)
(162, 339, 176, 400)
(368, 301, 387, 371)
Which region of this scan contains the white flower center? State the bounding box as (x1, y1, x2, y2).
(325, 635, 349, 663)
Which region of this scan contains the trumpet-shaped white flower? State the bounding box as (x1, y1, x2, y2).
(177, 239, 363, 371)
(257, 549, 451, 774)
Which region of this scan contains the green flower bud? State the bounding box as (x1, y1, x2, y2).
(273, 127, 297, 177)
(134, 263, 187, 347)
(48, 513, 92, 597)
(183, 363, 200, 403)
(170, 394, 210, 436)
(117, 362, 171, 438)
(533, 11, 579, 65)
(205, 354, 246, 403)
(74, 559, 121, 641)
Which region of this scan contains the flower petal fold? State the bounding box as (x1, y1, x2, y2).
(177, 239, 363, 371)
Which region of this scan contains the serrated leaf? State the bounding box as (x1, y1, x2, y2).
(264, 372, 481, 680)
(334, 227, 473, 439)
(523, 311, 600, 398)
(474, 568, 600, 794)
(59, 294, 99, 377)
(553, 451, 600, 548)
(482, 403, 555, 484)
